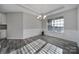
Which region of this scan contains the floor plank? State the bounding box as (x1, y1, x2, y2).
(0, 35, 78, 54)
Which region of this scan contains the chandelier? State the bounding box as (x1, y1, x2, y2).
(37, 15, 47, 20)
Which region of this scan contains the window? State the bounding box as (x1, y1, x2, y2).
(48, 17, 64, 33)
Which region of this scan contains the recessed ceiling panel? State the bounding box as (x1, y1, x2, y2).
(0, 4, 78, 16)
(22, 4, 63, 14)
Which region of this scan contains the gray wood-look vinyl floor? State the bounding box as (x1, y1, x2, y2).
(0, 35, 78, 54)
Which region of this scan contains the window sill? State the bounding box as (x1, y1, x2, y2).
(48, 31, 64, 34)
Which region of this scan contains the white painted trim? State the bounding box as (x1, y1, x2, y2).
(44, 30, 79, 46)
(23, 29, 42, 39)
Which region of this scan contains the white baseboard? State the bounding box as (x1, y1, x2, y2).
(44, 30, 79, 47)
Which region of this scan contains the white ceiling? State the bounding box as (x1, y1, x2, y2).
(0, 4, 78, 16)
(21, 4, 63, 14)
(0, 4, 39, 15)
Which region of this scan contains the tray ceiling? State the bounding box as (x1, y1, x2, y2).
(0, 4, 78, 16)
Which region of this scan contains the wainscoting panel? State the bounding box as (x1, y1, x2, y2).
(23, 29, 42, 39)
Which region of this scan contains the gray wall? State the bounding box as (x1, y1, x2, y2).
(6, 12, 23, 39)
(47, 8, 77, 30)
(6, 12, 42, 39)
(44, 8, 79, 46)
(23, 13, 41, 29)
(23, 13, 42, 39)
(77, 6, 79, 31)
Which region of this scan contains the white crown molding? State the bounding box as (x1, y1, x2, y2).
(44, 6, 64, 15)
(16, 4, 40, 16)
(46, 5, 78, 16)
(0, 4, 39, 16)
(0, 4, 78, 16)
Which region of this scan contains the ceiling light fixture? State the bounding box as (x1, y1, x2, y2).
(37, 15, 42, 19)
(37, 15, 47, 20)
(43, 15, 47, 19)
